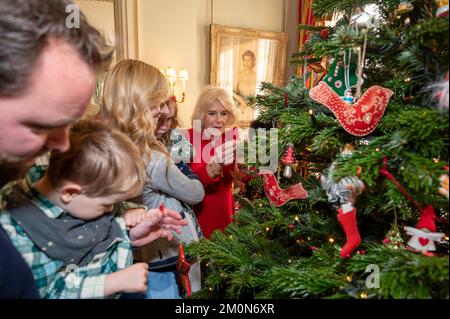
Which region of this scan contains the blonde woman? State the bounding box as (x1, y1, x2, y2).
(100, 60, 204, 298)
(101, 59, 169, 157)
(189, 87, 239, 238)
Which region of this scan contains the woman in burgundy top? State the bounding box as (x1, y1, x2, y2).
(188, 87, 239, 238)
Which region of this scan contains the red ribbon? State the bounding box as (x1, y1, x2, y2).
(379, 157, 448, 225)
(379, 157, 423, 213)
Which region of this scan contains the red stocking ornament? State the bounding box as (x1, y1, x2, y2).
(337, 205, 361, 258)
(259, 169, 308, 207)
(309, 81, 393, 136)
(177, 243, 192, 297)
(321, 145, 365, 258)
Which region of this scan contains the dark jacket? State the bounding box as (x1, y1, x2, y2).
(0, 225, 39, 299)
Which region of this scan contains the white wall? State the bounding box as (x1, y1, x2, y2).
(212, 0, 284, 31)
(138, 0, 208, 127)
(138, 0, 291, 127)
(75, 0, 116, 64)
(76, 1, 296, 127)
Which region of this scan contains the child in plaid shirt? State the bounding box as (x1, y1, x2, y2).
(0, 120, 187, 298)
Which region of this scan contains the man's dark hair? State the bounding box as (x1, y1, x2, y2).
(0, 0, 114, 97)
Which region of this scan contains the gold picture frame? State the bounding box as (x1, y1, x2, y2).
(210, 24, 288, 128)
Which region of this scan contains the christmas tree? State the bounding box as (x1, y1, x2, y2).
(187, 0, 449, 299)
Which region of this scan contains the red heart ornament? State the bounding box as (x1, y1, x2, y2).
(418, 237, 430, 246)
(309, 81, 394, 136)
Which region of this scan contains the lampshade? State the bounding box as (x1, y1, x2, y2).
(178, 69, 189, 80)
(160, 66, 188, 103)
(165, 67, 177, 79)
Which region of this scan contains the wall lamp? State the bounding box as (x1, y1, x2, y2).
(160, 67, 189, 103)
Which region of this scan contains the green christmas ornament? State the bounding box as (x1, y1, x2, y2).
(383, 225, 406, 251)
(322, 51, 358, 97)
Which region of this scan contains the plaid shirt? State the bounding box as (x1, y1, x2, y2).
(0, 165, 133, 299)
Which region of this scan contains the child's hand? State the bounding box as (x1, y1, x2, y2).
(123, 208, 147, 228)
(129, 207, 188, 247)
(104, 263, 149, 296)
(142, 208, 164, 226)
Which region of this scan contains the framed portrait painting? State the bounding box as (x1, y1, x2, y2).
(210, 24, 288, 128)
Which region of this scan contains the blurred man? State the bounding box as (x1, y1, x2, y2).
(0, 0, 113, 298)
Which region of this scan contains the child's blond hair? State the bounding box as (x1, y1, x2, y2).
(100, 59, 169, 162)
(191, 86, 237, 128)
(46, 119, 146, 198)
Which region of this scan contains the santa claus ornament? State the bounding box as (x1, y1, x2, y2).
(379, 158, 446, 255)
(259, 169, 308, 207)
(403, 205, 445, 254)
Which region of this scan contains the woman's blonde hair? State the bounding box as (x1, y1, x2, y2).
(191, 86, 237, 128)
(100, 59, 169, 162)
(47, 119, 146, 198)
